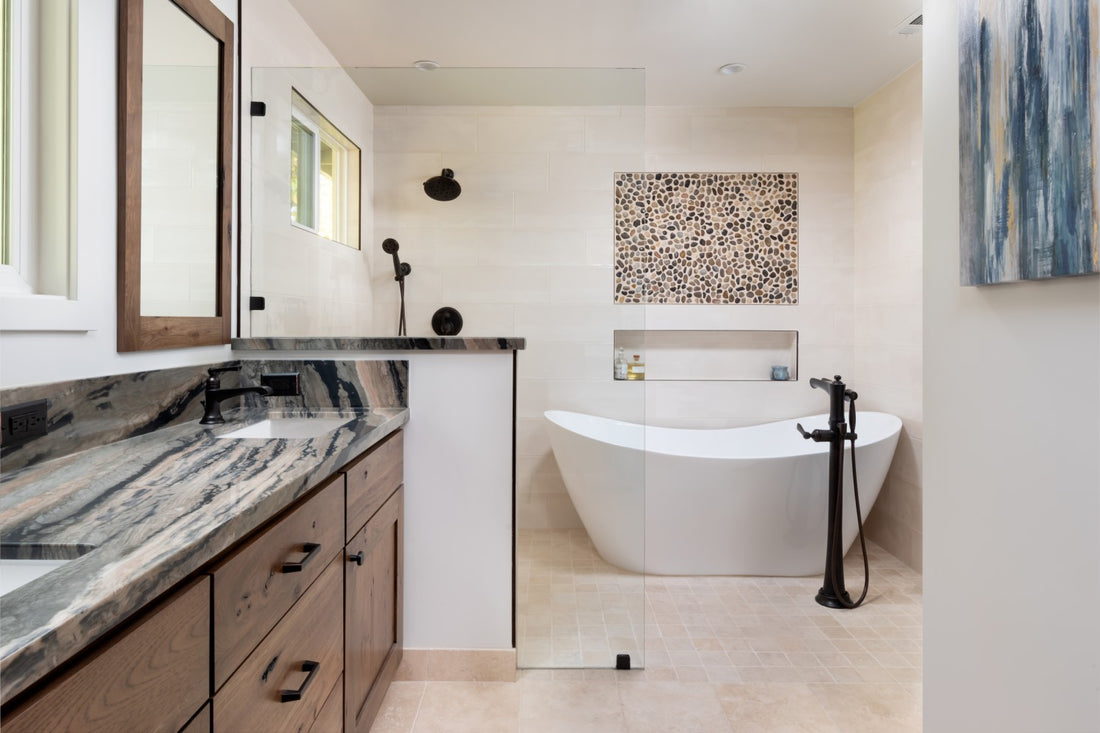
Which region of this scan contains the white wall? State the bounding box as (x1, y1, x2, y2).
(0, 0, 237, 389)
(923, 1, 1100, 730)
(372, 105, 856, 530)
(853, 64, 923, 571)
(240, 0, 374, 338)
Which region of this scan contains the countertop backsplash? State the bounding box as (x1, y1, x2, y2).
(1, 359, 409, 474)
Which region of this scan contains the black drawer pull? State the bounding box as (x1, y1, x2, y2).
(280, 542, 322, 573)
(279, 660, 319, 703)
(349, 550, 364, 566)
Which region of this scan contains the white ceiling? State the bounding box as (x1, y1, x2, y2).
(285, 0, 922, 107)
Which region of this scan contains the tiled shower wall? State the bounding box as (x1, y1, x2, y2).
(372, 105, 646, 528)
(372, 105, 857, 530)
(853, 64, 924, 571)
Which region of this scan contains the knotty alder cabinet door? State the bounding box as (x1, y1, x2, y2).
(344, 486, 403, 733)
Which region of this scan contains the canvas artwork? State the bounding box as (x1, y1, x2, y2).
(959, 0, 1100, 285)
(613, 172, 798, 304)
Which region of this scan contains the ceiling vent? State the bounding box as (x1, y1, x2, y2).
(894, 12, 923, 35)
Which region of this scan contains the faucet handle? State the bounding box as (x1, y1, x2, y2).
(206, 365, 241, 386)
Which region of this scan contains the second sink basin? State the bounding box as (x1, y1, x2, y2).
(217, 417, 353, 440)
(1, 544, 97, 597)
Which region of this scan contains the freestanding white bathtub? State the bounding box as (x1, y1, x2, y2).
(544, 410, 902, 576)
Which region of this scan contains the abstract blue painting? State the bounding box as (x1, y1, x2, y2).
(959, 0, 1100, 285)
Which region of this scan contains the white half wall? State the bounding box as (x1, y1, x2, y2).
(238, 349, 516, 651)
(923, 1, 1100, 730)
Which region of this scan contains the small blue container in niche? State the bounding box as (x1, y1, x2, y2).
(771, 365, 790, 381)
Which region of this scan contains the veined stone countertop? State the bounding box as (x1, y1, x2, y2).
(232, 336, 525, 351)
(0, 406, 408, 704)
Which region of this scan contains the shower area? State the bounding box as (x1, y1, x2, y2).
(243, 62, 924, 683)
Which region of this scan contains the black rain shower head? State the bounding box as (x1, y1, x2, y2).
(423, 168, 461, 201)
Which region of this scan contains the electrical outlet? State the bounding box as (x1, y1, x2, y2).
(1, 399, 49, 448)
(261, 372, 301, 397)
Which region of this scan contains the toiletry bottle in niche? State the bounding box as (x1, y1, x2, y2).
(614, 347, 628, 380)
(627, 353, 645, 380)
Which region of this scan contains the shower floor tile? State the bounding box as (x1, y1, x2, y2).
(515, 528, 923, 683)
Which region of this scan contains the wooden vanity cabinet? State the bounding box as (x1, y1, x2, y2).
(343, 430, 404, 733)
(2, 577, 210, 733)
(3, 427, 406, 733)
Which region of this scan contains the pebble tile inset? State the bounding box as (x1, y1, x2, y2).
(613, 172, 799, 304)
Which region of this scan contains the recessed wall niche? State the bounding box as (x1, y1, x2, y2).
(613, 172, 798, 304)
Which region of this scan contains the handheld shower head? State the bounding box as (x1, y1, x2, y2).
(382, 238, 411, 281)
(423, 168, 461, 201)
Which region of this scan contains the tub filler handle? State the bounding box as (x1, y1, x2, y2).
(795, 423, 838, 442)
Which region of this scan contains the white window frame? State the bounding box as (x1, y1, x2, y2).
(0, 0, 92, 332)
(289, 88, 359, 250)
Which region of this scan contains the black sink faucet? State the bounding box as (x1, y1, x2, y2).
(200, 365, 273, 425)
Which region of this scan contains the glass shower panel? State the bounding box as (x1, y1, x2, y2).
(248, 65, 648, 670)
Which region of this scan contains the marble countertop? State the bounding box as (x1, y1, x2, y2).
(0, 406, 408, 704)
(232, 336, 526, 351)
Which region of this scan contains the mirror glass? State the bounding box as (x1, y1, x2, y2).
(139, 0, 219, 317)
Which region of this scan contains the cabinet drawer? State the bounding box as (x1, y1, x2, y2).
(212, 476, 343, 689)
(180, 702, 212, 733)
(214, 557, 344, 733)
(3, 577, 209, 733)
(345, 430, 403, 539)
(309, 674, 343, 733)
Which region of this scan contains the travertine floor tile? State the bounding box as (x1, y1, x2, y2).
(619, 681, 734, 733)
(413, 682, 521, 733)
(517, 680, 626, 733)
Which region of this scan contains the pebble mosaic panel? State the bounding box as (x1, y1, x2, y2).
(613, 172, 798, 304)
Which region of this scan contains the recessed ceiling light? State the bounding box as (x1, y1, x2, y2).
(717, 63, 748, 75)
(413, 60, 440, 71)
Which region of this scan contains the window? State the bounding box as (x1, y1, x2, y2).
(0, 0, 78, 308)
(289, 89, 359, 249)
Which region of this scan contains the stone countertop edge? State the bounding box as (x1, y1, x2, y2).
(231, 336, 526, 351)
(0, 407, 409, 705)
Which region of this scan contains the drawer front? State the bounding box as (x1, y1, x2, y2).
(212, 476, 343, 689)
(308, 674, 343, 733)
(214, 557, 344, 733)
(345, 430, 403, 539)
(3, 577, 209, 733)
(180, 702, 212, 733)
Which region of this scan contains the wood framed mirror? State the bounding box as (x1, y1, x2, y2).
(117, 0, 234, 351)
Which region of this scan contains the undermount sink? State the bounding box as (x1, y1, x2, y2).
(216, 417, 353, 440)
(0, 544, 96, 597)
